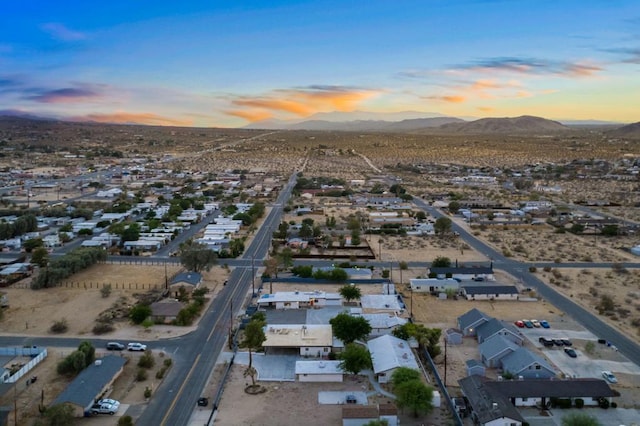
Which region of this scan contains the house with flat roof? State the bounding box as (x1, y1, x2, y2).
(295, 360, 343, 382)
(367, 335, 418, 384)
(263, 324, 333, 357)
(360, 294, 404, 314)
(257, 291, 341, 310)
(52, 355, 126, 417)
(462, 285, 519, 301)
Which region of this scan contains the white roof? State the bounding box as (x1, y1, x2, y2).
(367, 335, 419, 374)
(360, 294, 403, 311)
(257, 291, 340, 304)
(295, 360, 343, 375)
(355, 313, 407, 329)
(264, 324, 333, 348)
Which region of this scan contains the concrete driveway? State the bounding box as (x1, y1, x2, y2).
(521, 406, 640, 426)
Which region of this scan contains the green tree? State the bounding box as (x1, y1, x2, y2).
(448, 201, 461, 213)
(277, 247, 294, 272)
(339, 343, 372, 375)
(339, 284, 362, 303)
(179, 241, 218, 273)
(241, 314, 266, 386)
(23, 237, 43, 253)
(78, 341, 96, 366)
(431, 256, 451, 267)
(121, 223, 141, 242)
(330, 312, 371, 344)
(130, 304, 152, 324)
(350, 229, 361, 246)
(31, 246, 50, 267)
(43, 403, 75, 426)
(561, 412, 602, 426)
(395, 379, 434, 417)
(363, 420, 388, 426)
(601, 224, 619, 236)
(391, 367, 422, 387)
(434, 216, 452, 235)
(415, 211, 427, 221)
(392, 323, 442, 358)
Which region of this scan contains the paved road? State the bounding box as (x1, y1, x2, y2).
(412, 197, 640, 367)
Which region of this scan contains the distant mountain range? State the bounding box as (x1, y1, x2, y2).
(0, 110, 637, 137)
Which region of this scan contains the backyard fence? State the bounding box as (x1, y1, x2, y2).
(11, 281, 167, 290)
(419, 345, 464, 426)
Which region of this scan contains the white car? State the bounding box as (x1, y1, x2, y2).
(127, 342, 147, 351)
(602, 371, 617, 383)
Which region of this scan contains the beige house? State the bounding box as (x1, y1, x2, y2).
(263, 324, 333, 357)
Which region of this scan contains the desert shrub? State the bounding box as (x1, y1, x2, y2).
(163, 358, 172, 367)
(631, 318, 640, 327)
(136, 368, 148, 381)
(589, 287, 599, 297)
(144, 386, 152, 398)
(50, 318, 68, 334)
(138, 351, 155, 369)
(100, 284, 112, 298)
(598, 397, 610, 409)
(129, 304, 152, 324)
(584, 341, 595, 355)
(502, 248, 512, 257)
(611, 401, 617, 408)
(528, 266, 537, 273)
(597, 294, 615, 314)
(142, 318, 154, 329)
(156, 368, 165, 379)
(92, 321, 115, 335)
(543, 266, 552, 272)
(118, 416, 134, 426)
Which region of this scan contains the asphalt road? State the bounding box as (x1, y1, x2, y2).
(412, 197, 640, 367)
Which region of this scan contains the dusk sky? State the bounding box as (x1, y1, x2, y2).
(1, 1, 639, 127)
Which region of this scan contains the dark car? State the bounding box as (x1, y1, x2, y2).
(564, 348, 577, 358)
(106, 342, 125, 351)
(553, 339, 565, 346)
(345, 395, 357, 404)
(197, 397, 208, 407)
(523, 320, 534, 328)
(539, 337, 554, 347)
(561, 339, 573, 346)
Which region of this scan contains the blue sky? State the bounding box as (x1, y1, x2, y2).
(1, 1, 638, 127)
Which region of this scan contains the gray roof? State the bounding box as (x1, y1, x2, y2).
(476, 318, 522, 343)
(500, 347, 555, 376)
(459, 375, 524, 424)
(462, 285, 519, 295)
(484, 378, 616, 398)
(457, 308, 491, 330)
(171, 271, 202, 286)
(479, 335, 519, 361)
(266, 308, 308, 325)
(150, 299, 184, 317)
(465, 359, 484, 369)
(430, 266, 493, 275)
(445, 328, 463, 336)
(52, 355, 126, 410)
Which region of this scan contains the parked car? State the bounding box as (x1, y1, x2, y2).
(514, 320, 525, 328)
(539, 337, 554, 347)
(539, 320, 550, 328)
(97, 399, 119, 406)
(90, 400, 120, 415)
(106, 342, 125, 351)
(523, 320, 534, 328)
(345, 395, 357, 404)
(531, 319, 541, 328)
(602, 371, 617, 383)
(197, 397, 209, 407)
(564, 348, 577, 358)
(561, 339, 573, 346)
(553, 339, 565, 346)
(127, 342, 147, 351)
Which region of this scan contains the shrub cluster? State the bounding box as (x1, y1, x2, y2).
(31, 247, 107, 289)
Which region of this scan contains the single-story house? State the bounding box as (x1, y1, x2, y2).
(500, 347, 556, 379)
(461, 285, 519, 301)
(169, 271, 202, 298)
(257, 291, 341, 310)
(295, 360, 343, 382)
(466, 359, 486, 377)
(457, 308, 491, 337)
(479, 335, 519, 368)
(367, 335, 418, 384)
(352, 313, 407, 337)
(409, 278, 460, 294)
(51, 355, 126, 417)
(123, 239, 162, 252)
(263, 324, 333, 357)
(476, 318, 524, 345)
(360, 295, 404, 314)
(459, 375, 525, 426)
(429, 265, 494, 281)
(445, 328, 463, 345)
(150, 299, 185, 324)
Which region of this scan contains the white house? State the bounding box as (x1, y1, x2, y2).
(410, 278, 460, 294)
(295, 360, 343, 382)
(367, 335, 419, 384)
(263, 324, 333, 357)
(257, 291, 341, 310)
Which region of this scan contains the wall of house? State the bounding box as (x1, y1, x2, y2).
(485, 417, 522, 426)
(275, 301, 301, 309)
(511, 366, 555, 380)
(464, 293, 518, 301)
(299, 346, 331, 357)
(514, 396, 541, 407)
(297, 373, 343, 383)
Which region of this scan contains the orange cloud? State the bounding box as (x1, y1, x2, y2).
(225, 109, 273, 122)
(477, 106, 495, 113)
(71, 112, 193, 127)
(226, 86, 378, 122)
(440, 95, 466, 103)
(563, 63, 602, 77)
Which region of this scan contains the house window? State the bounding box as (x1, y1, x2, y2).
(522, 397, 528, 402)
(535, 365, 541, 370)
(324, 348, 329, 352)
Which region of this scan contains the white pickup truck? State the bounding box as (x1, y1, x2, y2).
(90, 400, 120, 415)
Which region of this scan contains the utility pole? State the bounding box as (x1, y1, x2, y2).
(228, 300, 233, 349)
(444, 338, 448, 387)
(164, 261, 168, 291)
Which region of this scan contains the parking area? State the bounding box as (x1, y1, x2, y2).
(520, 406, 640, 426)
(234, 352, 298, 381)
(318, 391, 369, 405)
